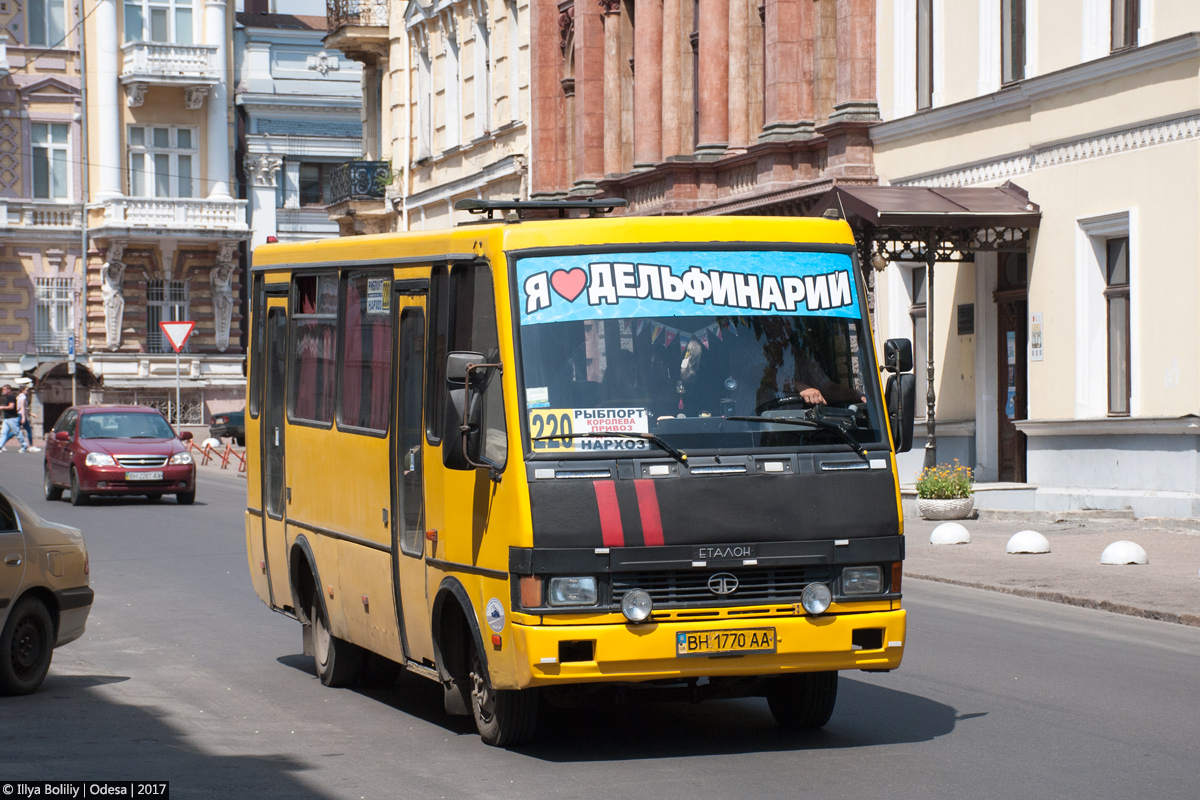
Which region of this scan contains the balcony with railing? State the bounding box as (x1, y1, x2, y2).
(327, 0, 389, 32)
(327, 160, 395, 236)
(120, 42, 219, 102)
(98, 197, 248, 234)
(326, 0, 389, 61)
(0, 201, 84, 230)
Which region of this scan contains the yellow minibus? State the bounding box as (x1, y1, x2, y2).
(245, 200, 917, 746)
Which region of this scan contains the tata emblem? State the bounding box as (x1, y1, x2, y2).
(707, 573, 739, 596)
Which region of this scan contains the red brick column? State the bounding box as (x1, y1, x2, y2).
(761, 0, 815, 140)
(695, 0, 729, 159)
(633, 0, 663, 167)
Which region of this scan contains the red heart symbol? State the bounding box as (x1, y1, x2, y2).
(550, 268, 588, 302)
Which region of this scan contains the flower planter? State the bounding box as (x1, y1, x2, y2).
(917, 495, 974, 520)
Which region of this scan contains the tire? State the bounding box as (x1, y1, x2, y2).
(0, 596, 55, 696)
(310, 599, 364, 687)
(176, 490, 195, 505)
(469, 644, 538, 746)
(766, 671, 839, 730)
(44, 465, 62, 501)
(235, 436, 245, 447)
(69, 468, 88, 506)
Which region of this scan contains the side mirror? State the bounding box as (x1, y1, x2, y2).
(885, 373, 916, 453)
(443, 351, 501, 472)
(179, 431, 193, 441)
(55, 430, 70, 442)
(883, 338, 914, 373)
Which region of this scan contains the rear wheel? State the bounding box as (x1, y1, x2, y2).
(69, 468, 88, 506)
(0, 596, 55, 696)
(43, 465, 62, 501)
(766, 671, 838, 730)
(176, 490, 195, 505)
(310, 599, 364, 687)
(469, 645, 538, 746)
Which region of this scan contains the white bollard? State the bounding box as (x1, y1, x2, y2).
(930, 522, 971, 545)
(1006, 530, 1051, 554)
(1100, 540, 1148, 565)
(201, 437, 222, 450)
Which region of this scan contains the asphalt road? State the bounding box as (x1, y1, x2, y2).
(2, 454, 1199, 800)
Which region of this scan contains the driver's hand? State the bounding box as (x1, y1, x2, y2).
(799, 387, 827, 405)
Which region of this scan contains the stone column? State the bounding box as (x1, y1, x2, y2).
(572, 1, 605, 192)
(727, 0, 750, 150)
(661, 0, 682, 157)
(695, 0, 729, 159)
(530, 0, 567, 196)
(633, 0, 663, 168)
(761, 0, 815, 141)
(94, 0, 122, 201)
(204, 0, 232, 200)
(244, 154, 282, 248)
(601, 0, 623, 176)
(830, 0, 877, 123)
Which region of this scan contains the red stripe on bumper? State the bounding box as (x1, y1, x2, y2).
(634, 479, 665, 546)
(593, 480, 625, 547)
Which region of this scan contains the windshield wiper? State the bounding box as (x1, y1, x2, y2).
(531, 432, 688, 465)
(725, 415, 869, 461)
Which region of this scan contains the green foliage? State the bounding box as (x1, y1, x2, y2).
(915, 460, 974, 499)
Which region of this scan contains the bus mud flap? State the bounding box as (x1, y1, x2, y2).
(444, 678, 471, 716)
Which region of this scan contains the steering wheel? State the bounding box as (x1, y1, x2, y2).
(755, 395, 815, 415)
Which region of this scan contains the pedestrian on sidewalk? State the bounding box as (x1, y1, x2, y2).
(0, 385, 20, 452)
(16, 385, 40, 453)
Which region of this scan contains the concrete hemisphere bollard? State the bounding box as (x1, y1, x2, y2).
(201, 438, 222, 450)
(930, 522, 971, 545)
(1100, 540, 1148, 565)
(1006, 530, 1051, 554)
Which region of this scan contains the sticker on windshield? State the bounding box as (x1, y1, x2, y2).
(529, 407, 651, 452)
(517, 250, 860, 326)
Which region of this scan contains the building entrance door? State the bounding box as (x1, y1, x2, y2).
(994, 253, 1028, 482)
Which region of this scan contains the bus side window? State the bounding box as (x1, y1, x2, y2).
(448, 264, 508, 469)
(425, 266, 447, 445)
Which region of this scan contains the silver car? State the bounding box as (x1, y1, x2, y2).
(0, 485, 93, 694)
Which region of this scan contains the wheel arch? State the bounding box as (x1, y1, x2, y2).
(431, 577, 488, 684)
(288, 534, 322, 625)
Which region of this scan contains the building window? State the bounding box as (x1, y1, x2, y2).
(916, 0, 934, 110)
(32, 123, 69, 200)
(1111, 0, 1139, 52)
(147, 280, 188, 354)
(909, 267, 928, 419)
(35, 277, 73, 353)
(1001, 0, 1025, 84)
(124, 0, 194, 44)
(29, 0, 66, 47)
(298, 163, 333, 207)
(129, 126, 195, 198)
(1105, 237, 1131, 416)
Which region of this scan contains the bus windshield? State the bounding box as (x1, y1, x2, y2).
(515, 248, 885, 456)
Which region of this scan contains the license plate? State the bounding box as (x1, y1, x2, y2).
(126, 471, 163, 481)
(676, 628, 776, 657)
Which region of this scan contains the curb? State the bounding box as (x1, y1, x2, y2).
(907, 573, 1200, 628)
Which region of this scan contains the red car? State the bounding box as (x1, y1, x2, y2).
(42, 405, 196, 506)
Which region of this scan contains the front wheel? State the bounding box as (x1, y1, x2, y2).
(176, 490, 195, 505)
(0, 596, 55, 695)
(44, 465, 62, 501)
(766, 671, 838, 730)
(469, 646, 538, 746)
(69, 468, 88, 506)
(310, 599, 363, 687)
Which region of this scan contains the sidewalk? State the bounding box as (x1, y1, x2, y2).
(903, 514, 1200, 627)
(191, 440, 247, 479)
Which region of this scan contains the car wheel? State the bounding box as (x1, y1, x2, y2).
(470, 644, 538, 746)
(44, 464, 62, 501)
(236, 436, 245, 447)
(176, 490, 195, 505)
(0, 596, 55, 696)
(766, 671, 839, 730)
(69, 468, 89, 506)
(311, 599, 364, 687)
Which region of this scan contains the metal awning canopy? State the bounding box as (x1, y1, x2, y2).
(810, 181, 1041, 263)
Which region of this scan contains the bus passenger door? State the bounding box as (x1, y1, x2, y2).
(260, 298, 290, 609)
(390, 291, 434, 664)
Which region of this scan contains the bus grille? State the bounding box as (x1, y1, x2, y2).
(611, 566, 833, 608)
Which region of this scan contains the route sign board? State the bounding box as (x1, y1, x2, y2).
(159, 321, 196, 353)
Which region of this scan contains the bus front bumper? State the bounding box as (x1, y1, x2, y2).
(509, 608, 906, 688)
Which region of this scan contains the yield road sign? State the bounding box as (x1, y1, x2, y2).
(159, 321, 196, 353)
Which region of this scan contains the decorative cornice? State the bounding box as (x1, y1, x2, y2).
(1014, 416, 1200, 437)
(872, 32, 1200, 146)
(896, 113, 1200, 188)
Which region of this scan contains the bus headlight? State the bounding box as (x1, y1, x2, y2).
(85, 453, 116, 467)
(841, 566, 883, 595)
(620, 589, 653, 623)
(801, 583, 832, 615)
(547, 576, 598, 607)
